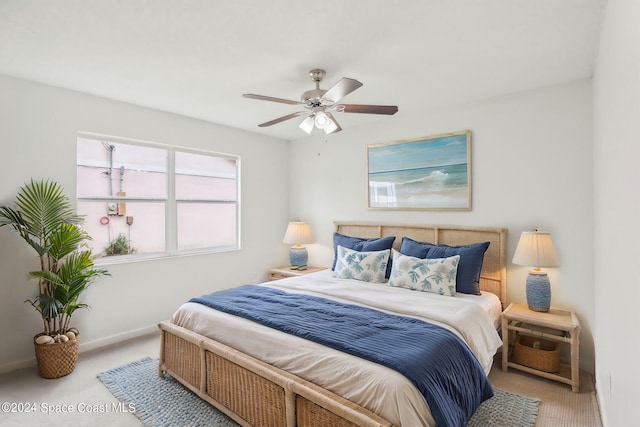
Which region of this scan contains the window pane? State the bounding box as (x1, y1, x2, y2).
(175, 174, 237, 201)
(77, 137, 167, 199)
(77, 201, 166, 257)
(175, 151, 237, 201)
(177, 203, 237, 250)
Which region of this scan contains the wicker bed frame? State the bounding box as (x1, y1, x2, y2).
(158, 222, 507, 427)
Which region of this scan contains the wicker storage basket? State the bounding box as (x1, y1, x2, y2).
(513, 334, 560, 373)
(34, 333, 80, 379)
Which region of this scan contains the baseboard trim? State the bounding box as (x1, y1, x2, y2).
(0, 324, 159, 375)
(79, 324, 159, 353)
(0, 356, 34, 376)
(594, 372, 609, 427)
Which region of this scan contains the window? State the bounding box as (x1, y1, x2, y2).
(76, 135, 239, 261)
(175, 151, 238, 251)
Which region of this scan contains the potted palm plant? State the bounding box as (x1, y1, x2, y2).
(0, 179, 109, 378)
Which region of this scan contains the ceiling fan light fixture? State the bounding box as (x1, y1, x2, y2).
(299, 116, 315, 134)
(314, 111, 329, 129)
(324, 118, 338, 134)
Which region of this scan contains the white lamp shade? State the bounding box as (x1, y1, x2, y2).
(314, 111, 329, 129)
(512, 231, 560, 268)
(299, 116, 315, 134)
(324, 118, 338, 134)
(283, 222, 313, 245)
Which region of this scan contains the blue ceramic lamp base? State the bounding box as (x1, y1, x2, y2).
(526, 271, 551, 312)
(289, 245, 308, 270)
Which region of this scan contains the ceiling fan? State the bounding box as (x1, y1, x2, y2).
(243, 69, 398, 135)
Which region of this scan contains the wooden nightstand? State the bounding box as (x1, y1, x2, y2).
(501, 302, 581, 392)
(268, 266, 326, 281)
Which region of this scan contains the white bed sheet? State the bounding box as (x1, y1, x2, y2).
(170, 270, 502, 427)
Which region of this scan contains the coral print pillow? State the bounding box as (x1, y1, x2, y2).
(388, 250, 460, 296)
(333, 245, 390, 283)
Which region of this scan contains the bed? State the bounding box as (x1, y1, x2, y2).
(158, 222, 507, 427)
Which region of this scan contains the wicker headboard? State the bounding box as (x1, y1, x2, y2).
(334, 222, 508, 307)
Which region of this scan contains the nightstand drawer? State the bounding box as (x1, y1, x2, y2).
(269, 271, 291, 281)
(268, 266, 325, 281)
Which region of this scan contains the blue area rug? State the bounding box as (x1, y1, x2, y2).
(99, 357, 540, 427)
(98, 357, 236, 427)
(468, 388, 540, 427)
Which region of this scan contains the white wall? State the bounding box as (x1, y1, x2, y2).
(288, 80, 596, 372)
(593, 0, 640, 425)
(0, 74, 290, 372)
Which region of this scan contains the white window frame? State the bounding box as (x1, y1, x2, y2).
(77, 132, 241, 265)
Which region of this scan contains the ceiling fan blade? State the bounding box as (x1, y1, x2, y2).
(243, 93, 302, 106)
(338, 104, 398, 115)
(321, 78, 363, 103)
(325, 112, 342, 134)
(257, 111, 305, 127)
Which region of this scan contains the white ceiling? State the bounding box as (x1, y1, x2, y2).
(0, 0, 606, 141)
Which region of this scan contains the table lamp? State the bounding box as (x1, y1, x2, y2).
(283, 222, 313, 270)
(512, 229, 560, 312)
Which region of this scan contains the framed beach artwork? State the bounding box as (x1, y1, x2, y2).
(367, 130, 471, 210)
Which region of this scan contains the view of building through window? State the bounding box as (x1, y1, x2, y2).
(76, 135, 239, 260)
(175, 151, 238, 251)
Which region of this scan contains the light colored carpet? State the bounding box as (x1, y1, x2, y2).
(99, 356, 540, 427)
(489, 356, 603, 427)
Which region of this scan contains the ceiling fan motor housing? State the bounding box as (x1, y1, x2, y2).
(302, 69, 328, 103)
(301, 88, 327, 103)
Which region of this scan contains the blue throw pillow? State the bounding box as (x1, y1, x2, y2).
(332, 233, 395, 278)
(399, 236, 431, 258)
(400, 237, 490, 295)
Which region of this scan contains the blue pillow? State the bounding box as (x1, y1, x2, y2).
(332, 233, 395, 278)
(399, 236, 431, 258)
(400, 237, 490, 295)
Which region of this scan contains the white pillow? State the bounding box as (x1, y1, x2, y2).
(388, 250, 460, 296)
(333, 245, 390, 283)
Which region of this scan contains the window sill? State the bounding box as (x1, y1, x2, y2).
(94, 245, 240, 266)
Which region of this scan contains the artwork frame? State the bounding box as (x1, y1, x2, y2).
(367, 130, 471, 210)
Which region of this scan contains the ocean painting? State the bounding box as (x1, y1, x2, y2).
(368, 131, 471, 210)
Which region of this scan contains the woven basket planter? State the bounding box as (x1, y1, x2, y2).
(513, 334, 560, 373)
(34, 333, 80, 379)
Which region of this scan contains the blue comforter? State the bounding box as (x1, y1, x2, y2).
(190, 285, 492, 427)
